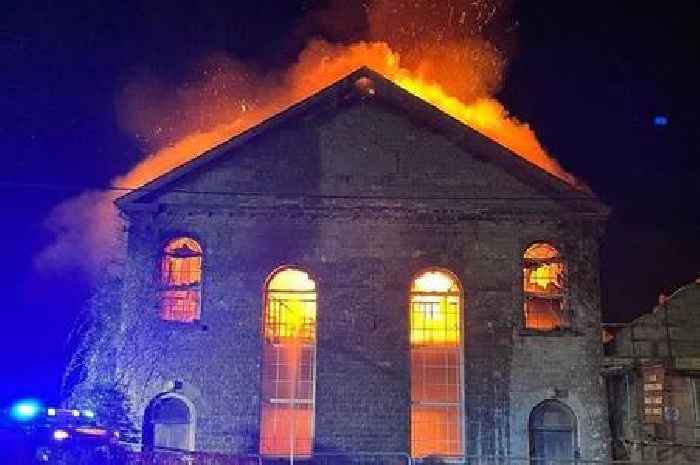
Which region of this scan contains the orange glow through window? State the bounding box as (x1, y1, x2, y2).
(523, 243, 567, 331)
(261, 268, 316, 458)
(159, 238, 202, 322)
(410, 270, 464, 458)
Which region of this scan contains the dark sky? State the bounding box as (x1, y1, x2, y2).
(1, 1, 698, 406)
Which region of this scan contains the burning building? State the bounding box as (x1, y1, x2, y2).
(70, 67, 611, 462)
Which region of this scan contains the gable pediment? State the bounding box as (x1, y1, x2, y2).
(116, 67, 607, 216)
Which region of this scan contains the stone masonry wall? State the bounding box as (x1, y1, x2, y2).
(112, 97, 609, 459)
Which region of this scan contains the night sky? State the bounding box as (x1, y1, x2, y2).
(2, 1, 698, 407)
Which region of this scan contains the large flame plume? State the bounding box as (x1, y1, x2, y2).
(38, 0, 581, 278)
(117, 40, 575, 190)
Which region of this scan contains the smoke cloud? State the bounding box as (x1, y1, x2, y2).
(35, 191, 122, 279)
(37, 0, 574, 280)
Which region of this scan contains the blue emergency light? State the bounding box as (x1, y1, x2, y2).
(653, 115, 668, 126)
(10, 398, 42, 422)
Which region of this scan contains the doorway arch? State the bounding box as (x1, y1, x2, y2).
(529, 400, 577, 464)
(143, 394, 195, 451)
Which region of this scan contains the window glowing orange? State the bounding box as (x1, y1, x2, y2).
(264, 269, 316, 341)
(523, 243, 567, 331)
(261, 268, 316, 458)
(410, 270, 464, 459)
(159, 238, 202, 322)
(411, 271, 461, 345)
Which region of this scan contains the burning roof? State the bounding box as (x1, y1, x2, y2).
(117, 66, 600, 209)
(114, 40, 590, 196)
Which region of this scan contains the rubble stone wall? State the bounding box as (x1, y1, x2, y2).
(104, 100, 609, 458)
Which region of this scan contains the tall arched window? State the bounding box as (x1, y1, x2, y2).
(160, 237, 203, 322)
(410, 270, 464, 458)
(523, 243, 567, 331)
(143, 395, 195, 451)
(260, 268, 317, 458)
(529, 400, 577, 465)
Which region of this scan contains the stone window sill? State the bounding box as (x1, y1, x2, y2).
(519, 328, 582, 337)
(159, 319, 209, 331)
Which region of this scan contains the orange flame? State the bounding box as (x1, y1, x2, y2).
(116, 40, 579, 191)
(38, 3, 585, 281)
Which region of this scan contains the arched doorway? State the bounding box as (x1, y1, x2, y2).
(143, 395, 195, 451)
(529, 400, 577, 464)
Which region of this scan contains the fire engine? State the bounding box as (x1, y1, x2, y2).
(1, 399, 121, 464)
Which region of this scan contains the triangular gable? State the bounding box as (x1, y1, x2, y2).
(116, 67, 607, 215)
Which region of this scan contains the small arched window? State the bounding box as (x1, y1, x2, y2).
(159, 237, 203, 322)
(523, 243, 568, 331)
(529, 400, 577, 465)
(143, 395, 195, 451)
(410, 269, 464, 459)
(260, 267, 317, 458)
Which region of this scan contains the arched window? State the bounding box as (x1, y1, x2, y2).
(159, 237, 203, 322)
(143, 395, 195, 451)
(529, 400, 577, 465)
(523, 243, 567, 331)
(260, 268, 317, 458)
(410, 270, 464, 458)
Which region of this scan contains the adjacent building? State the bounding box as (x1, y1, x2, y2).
(606, 278, 700, 463)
